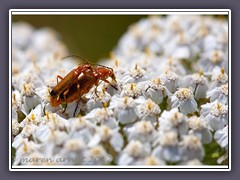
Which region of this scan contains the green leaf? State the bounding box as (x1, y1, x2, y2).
(203, 139, 227, 165)
(11, 147, 16, 165)
(17, 110, 26, 123)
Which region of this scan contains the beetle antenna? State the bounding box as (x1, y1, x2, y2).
(62, 55, 114, 71)
(100, 65, 113, 71)
(92, 63, 113, 71)
(61, 55, 91, 64)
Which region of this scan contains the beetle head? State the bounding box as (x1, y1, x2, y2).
(96, 67, 116, 81)
(50, 95, 61, 107)
(50, 90, 57, 97)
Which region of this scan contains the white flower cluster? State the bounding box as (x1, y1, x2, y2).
(12, 15, 229, 166)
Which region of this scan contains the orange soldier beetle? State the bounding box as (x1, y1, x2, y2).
(49, 55, 118, 116)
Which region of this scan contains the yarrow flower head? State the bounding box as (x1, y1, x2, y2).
(21, 83, 41, 114)
(66, 117, 96, 145)
(171, 88, 198, 115)
(88, 125, 124, 152)
(187, 116, 212, 144)
(207, 84, 228, 105)
(12, 120, 20, 136)
(140, 78, 169, 105)
(181, 70, 209, 100)
(214, 125, 228, 164)
(210, 67, 228, 89)
(121, 64, 149, 84)
(179, 134, 204, 162)
(214, 125, 228, 151)
(137, 98, 161, 124)
(110, 96, 139, 125)
(152, 131, 181, 163)
(158, 108, 188, 136)
(83, 145, 112, 165)
(160, 70, 179, 93)
(12, 90, 22, 117)
(197, 50, 228, 73)
(201, 101, 228, 131)
(85, 108, 118, 129)
(86, 88, 112, 112)
(120, 83, 142, 98)
(157, 57, 187, 76)
(125, 120, 157, 144)
(59, 138, 87, 165)
(117, 140, 150, 165)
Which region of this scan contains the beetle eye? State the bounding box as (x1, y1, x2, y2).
(50, 90, 57, 97)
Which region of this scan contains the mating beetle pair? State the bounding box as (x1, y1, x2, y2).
(49, 56, 117, 116)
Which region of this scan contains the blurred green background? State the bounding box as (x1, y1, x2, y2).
(12, 15, 146, 61)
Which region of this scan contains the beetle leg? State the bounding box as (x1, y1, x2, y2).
(73, 98, 80, 117)
(145, 85, 151, 92)
(57, 75, 64, 83)
(61, 89, 70, 113)
(94, 82, 100, 98)
(102, 79, 118, 90)
(62, 104, 67, 113)
(73, 84, 81, 117)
